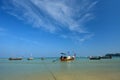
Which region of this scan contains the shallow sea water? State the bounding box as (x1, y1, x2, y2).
(0, 57, 120, 80)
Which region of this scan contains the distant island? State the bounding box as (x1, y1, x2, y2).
(105, 53, 120, 57)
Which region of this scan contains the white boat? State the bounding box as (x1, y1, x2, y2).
(27, 57, 33, 60)
(27, 54, 33, 60)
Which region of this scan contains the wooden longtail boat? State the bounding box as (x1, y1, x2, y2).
(89, 56, 101, 60)
(9, 57, 22, 60)
(100, 56, 112, 59)
(60, 53, 76, 61)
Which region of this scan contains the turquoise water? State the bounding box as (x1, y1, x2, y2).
(0, 57, 120, 80)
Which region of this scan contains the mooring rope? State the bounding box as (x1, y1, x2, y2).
(42, 61, 57, 80)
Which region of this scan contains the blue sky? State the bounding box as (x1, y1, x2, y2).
(0, 0, 120, 57)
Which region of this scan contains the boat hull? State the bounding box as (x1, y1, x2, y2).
(9, 58, 22, 60)
(100, 56, 112, 59)
(60, 57, 74, 61)
(27, 58, 33, 60)
(89, 56, 101, 60)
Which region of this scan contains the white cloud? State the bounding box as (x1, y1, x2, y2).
(78, 34, 94, 42)
(2, 0, 97, 42)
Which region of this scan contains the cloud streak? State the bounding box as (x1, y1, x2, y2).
(0, 27, 40, 46)
(1, 0, 97, 42)
(0, 27, 6, 32)
(1, 32, 41, 46)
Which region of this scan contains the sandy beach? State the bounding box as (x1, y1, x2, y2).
(0, 58, 120, 80)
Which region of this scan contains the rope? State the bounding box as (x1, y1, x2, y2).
(43, 61, 57, 80)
